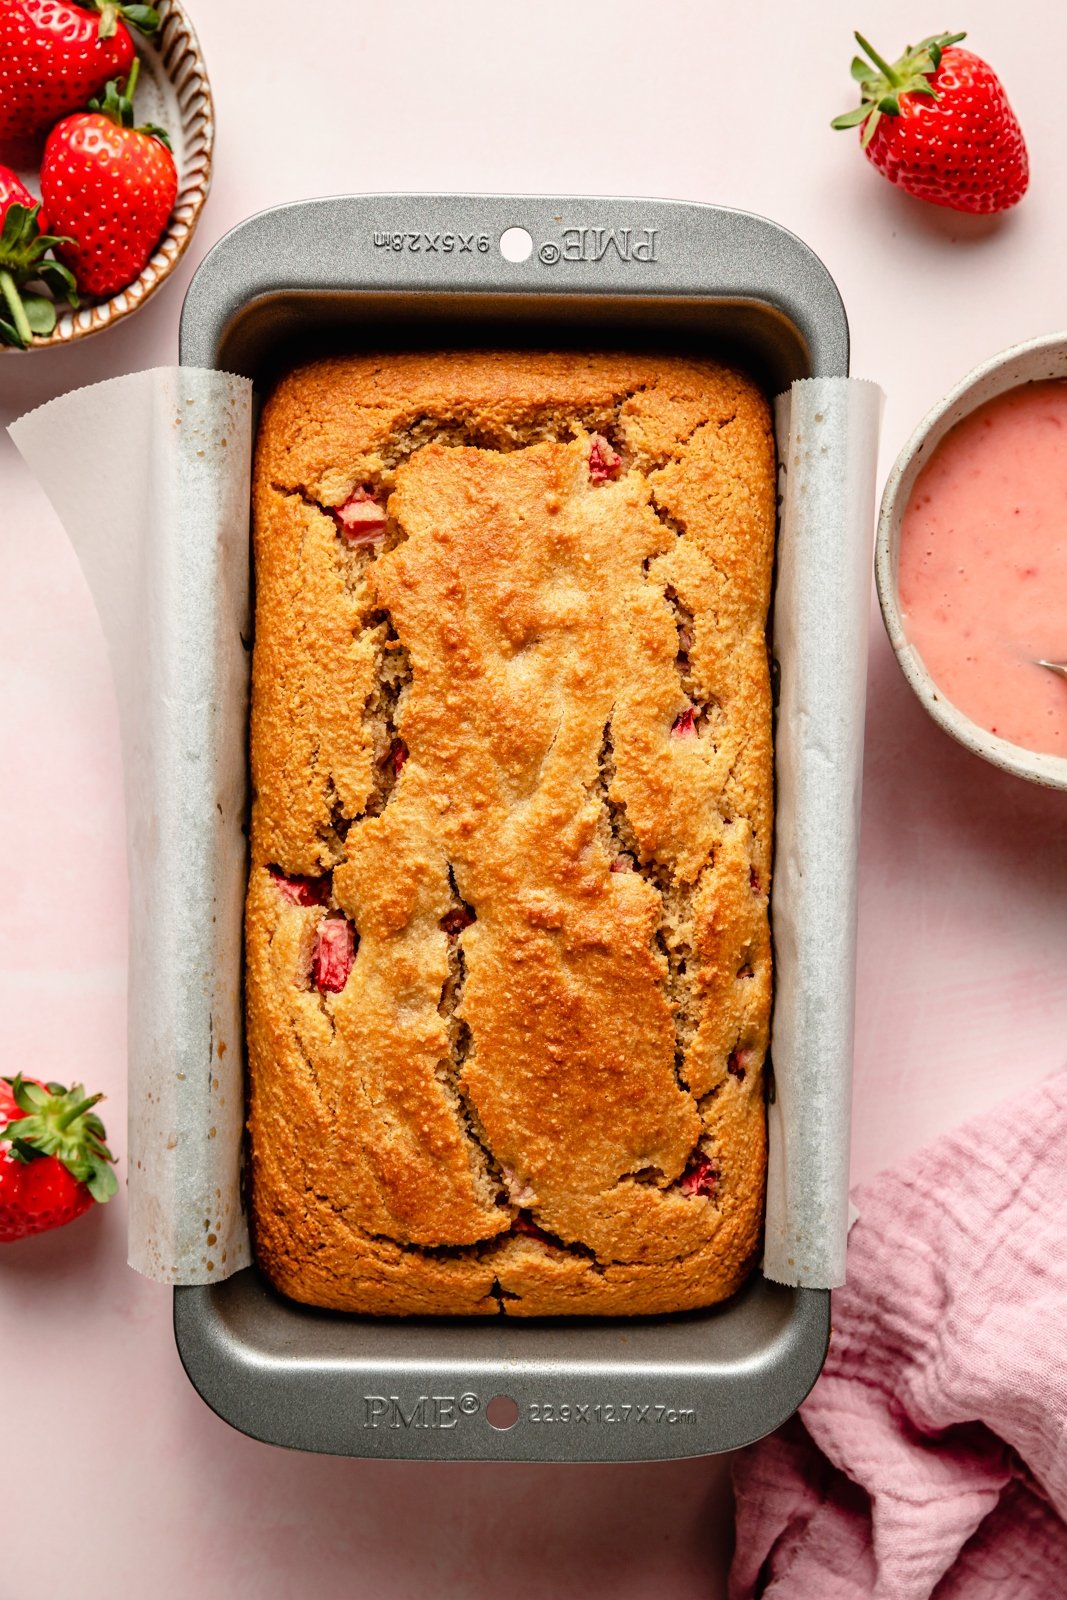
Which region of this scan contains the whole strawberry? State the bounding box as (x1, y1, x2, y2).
(40, 58, 177, 298)
(0, 162, 78, 345)
(0, 0, 158, 154)
(0, 1073, 118, 1242)
(832, 31, 1029, 215)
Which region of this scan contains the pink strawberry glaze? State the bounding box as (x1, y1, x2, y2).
(270, 868, 329, 906)
(335, 488, 387, 543)
(588, 434, 622, 483)
(898, 381, 1067, 756)
(313, 916, 355, 993)
(679, 1154, 718, 1199)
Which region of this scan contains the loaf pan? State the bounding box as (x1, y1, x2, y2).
(174, 193, 849, 1463)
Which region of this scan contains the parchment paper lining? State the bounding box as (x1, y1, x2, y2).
(10, 369, 880, 1289)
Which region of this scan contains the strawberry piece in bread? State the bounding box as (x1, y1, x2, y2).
(313, 916, 356, 993)
(335, 488, 388, 543)
(679, 1153, 719, 1200)
(587, 434, 622, 483)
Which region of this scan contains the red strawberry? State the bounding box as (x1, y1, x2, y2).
(0, 0, 158, 153)
(832, 31, 1029, 215)
(0, 1073, 118, 1242)
(0, 163, 77, 346)
(671, 705, 697, 738)
(40, 59, 177, 298)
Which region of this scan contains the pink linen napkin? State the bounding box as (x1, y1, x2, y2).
(731, 1072, 1067, 1599)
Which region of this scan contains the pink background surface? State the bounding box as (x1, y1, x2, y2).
(1, 2, 1065, 1595)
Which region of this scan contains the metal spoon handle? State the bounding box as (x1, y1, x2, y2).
(1038, 660, 1067, 679)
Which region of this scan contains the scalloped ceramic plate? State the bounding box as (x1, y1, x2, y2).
(3, 0, 213, 350)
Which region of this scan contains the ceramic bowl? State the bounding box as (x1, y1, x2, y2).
(875, 331, 1067, 791)
(3, 0, 213, 350)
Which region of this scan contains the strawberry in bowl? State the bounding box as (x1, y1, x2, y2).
(0, 163, 77, 346)
(0, 1074, 118, 1242)
(41, 58, 177, 298)
(0, 0, 159, 157)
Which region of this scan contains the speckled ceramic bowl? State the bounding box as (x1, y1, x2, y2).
(4, 0, 213, 350)
(876, 331, 1067, 791)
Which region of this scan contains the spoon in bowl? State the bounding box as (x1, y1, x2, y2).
(1038, 660, 1067, 679)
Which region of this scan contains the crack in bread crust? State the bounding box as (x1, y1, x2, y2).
(595, 721, 697, 1100)
(247, 350, 774, 1317)
(434, 866, 512, 1213)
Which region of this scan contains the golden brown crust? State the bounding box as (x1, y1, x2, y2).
(247, 350, 774, 1316)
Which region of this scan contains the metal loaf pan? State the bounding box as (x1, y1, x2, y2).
(174, 194, 849, 1463)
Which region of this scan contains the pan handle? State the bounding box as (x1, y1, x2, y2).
(180, 193, 848, 379)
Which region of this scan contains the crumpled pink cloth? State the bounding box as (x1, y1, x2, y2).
(730, 1072, 1067, 1600)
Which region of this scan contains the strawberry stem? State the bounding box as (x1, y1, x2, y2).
(1, 1077, 118, 1199)
(56, 1092, 103, 1131)
(90, 1, 161, 36)
(854, 32, 900, 86)
(0, 270, 31, 347)
(96, 0, 120, 38)
(125, 55, 140, 102)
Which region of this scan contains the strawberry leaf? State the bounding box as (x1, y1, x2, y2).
(831, 105, 872, 130)
(22, 295, 56, 335)
(90, 76, 135, 126)
(37, 262, 79, 308)
(87, 1164, 119, 1203)
(0, 202, 30, 254)
(0, 205, 77, 327)
(120, 4, 160, 32)
(84, 0, 160, 36)
(139, 121, 173, 151)
(17, 1078, 49, 1111)
(860, 108, 883, 151)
